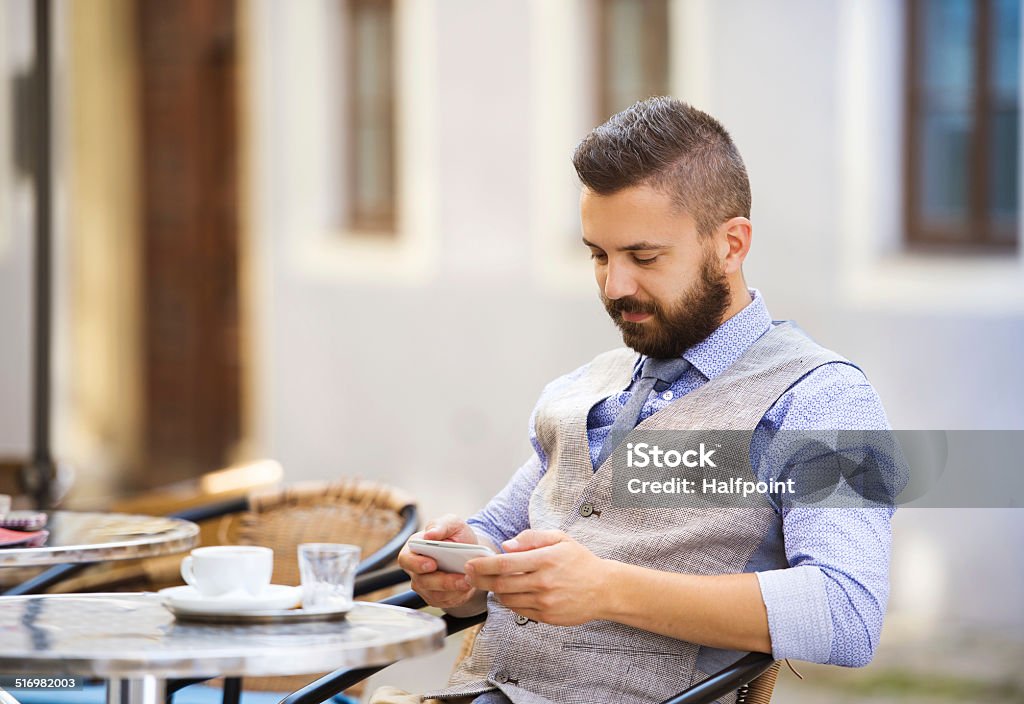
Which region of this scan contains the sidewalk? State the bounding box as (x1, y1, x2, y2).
(774, 629, 1024, 703)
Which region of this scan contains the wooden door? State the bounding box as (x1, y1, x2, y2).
(135, 0, 241, 487)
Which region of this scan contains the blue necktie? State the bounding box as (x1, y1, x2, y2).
(595, 356, 692, 468)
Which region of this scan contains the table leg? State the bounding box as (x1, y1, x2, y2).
(105, 677, 166, 704)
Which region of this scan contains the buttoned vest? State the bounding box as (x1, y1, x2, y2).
(426, 322, 850, 704)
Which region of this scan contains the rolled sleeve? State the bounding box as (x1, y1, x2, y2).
(756, 565, 833, 663)
(754, 363, 898, 666)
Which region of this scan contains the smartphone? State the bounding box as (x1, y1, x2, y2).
(408, 539, 495, 574)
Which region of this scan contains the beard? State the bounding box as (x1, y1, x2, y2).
(601, 251, 731, 359)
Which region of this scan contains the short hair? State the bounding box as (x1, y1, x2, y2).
(572, 96, 751, 237)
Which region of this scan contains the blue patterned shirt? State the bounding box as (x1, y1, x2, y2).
(468, 290, 893, 667)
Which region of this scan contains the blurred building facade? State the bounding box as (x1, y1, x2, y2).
(0, 0, 1022, 694)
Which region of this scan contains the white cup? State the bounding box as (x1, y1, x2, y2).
(180, 545, 273, 597)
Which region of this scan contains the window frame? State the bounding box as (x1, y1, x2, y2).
(904, 0, 1019, 252)
(595, 0, 670, 121)
(345, 0, 398, 235)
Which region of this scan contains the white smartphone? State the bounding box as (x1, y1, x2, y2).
(408, 538, 495, 574)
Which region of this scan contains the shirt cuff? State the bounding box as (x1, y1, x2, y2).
(756, 565, 833, 663)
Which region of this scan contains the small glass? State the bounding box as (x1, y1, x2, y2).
(298, 543, 361, 611)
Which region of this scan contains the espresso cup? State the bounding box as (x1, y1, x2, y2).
(180, 545, 273, 597)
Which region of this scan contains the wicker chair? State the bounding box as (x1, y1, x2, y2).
(280, 569, 782, 704)
(200, 479, 419, 698)
(46, 477, 414, 597)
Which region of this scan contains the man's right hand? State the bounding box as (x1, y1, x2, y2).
(398, 514, 481, 610)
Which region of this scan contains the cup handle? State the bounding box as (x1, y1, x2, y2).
(180, 556, 197, 589)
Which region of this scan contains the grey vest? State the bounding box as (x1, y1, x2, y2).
(426, 322, 850, 704)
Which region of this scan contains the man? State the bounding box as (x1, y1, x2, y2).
(379, 97, 895, 704)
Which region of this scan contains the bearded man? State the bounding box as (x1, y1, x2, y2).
(380, 97, 896, 704)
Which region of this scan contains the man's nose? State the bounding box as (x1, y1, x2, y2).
(603, 260, 638, 300)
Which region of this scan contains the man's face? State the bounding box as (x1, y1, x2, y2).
(580, 184, 730, 359)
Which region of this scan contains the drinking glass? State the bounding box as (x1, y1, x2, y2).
(298, 543, 361, 610)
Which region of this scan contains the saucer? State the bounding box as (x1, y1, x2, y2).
(166, 602, 351, 624)
(159, 584, 301, 614)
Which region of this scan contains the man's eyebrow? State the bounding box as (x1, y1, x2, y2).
(581, 237, 671, 252)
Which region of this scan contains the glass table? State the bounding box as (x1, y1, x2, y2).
(0, 593, 445, 704)
(0, 511, 198, 568)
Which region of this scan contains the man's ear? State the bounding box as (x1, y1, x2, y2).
(718, 217, 752, 275)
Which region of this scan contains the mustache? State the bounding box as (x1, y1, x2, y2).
(605, 296, 658, 316)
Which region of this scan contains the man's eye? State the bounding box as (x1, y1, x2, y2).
(632, 255, 658, 265)
(590, 252, 607, 262)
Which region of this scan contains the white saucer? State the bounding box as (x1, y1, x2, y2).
(159, 584, 301, 614)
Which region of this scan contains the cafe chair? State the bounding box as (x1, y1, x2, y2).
(278, 567, 782, 704)
(43, 477, 414, 598)
(167, 479, 420, 702)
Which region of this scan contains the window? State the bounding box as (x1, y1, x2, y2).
(347, 0, 395, 233)
(905, 0, 1020, 250)
(596, 0, 669, 119)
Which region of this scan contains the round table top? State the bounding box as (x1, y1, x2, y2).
(0, 511, 198, 567)
(0, 593, 446, 678)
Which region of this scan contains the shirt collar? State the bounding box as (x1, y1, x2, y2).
(633, 288, 772, 382)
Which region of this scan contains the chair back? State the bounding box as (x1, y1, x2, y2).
(222, 479, 415, 586)
(45, 461, 283, 594)
(209, 478, 416, 696)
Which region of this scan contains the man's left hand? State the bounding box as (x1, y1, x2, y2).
(464, 529, 609, 626)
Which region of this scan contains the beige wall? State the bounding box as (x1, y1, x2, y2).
(60, 0, 142, 504)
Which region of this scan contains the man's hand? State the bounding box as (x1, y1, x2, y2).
(398, 514, 481, 610)
(464, 529, 608, 626)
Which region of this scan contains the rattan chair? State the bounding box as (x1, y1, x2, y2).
(16, 478, 413, 596)
(197, 479, 420, 699)
(280, 568, 782, 704)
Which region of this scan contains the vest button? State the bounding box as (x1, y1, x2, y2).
(579, 503, 595, 518)
(514, 614, 529, 625)
(494, 670, 510, 684)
